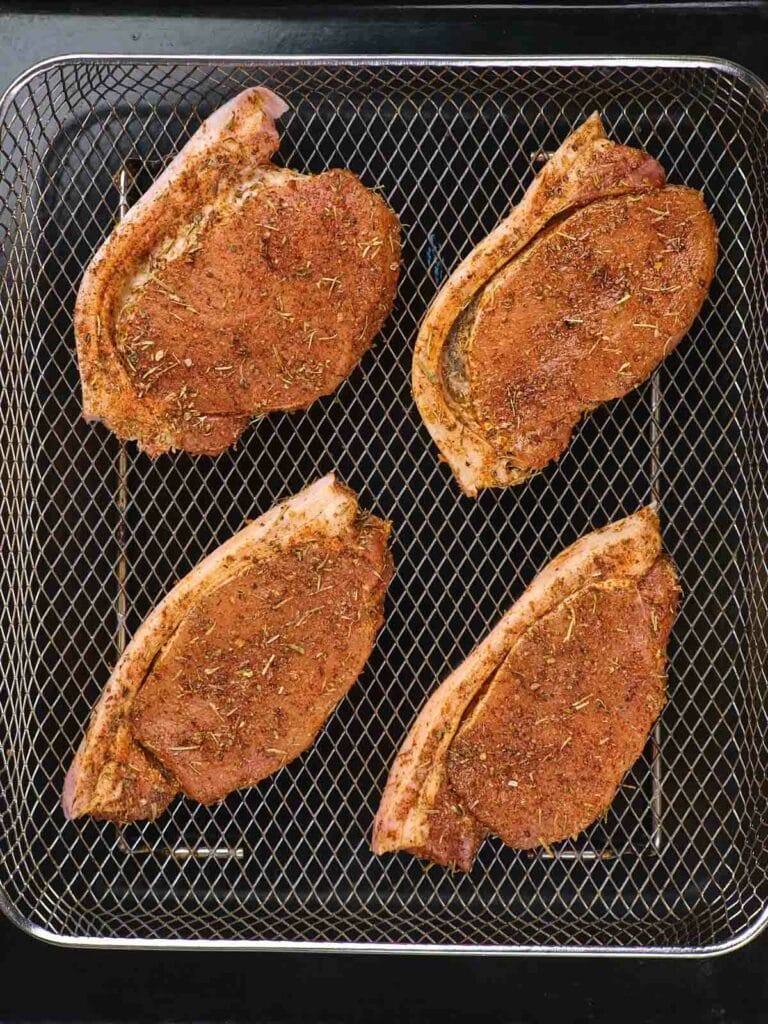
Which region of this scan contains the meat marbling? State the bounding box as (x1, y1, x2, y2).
(63, 474, 392, 822)
(413, 113, 717, 495)
(75, 88, 401, 456)
(372, 507, 680, 870)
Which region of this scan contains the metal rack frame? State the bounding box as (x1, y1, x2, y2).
(0, 54, 766, 955)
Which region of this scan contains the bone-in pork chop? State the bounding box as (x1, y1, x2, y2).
(372, 508, 679, 870)
(75, 88, 401, 456)
(63, 474, 392, 822)
(413, 113, 717, 495)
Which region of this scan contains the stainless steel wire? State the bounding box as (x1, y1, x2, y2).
(0, 56, 766, 954)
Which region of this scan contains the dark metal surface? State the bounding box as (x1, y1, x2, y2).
(0, 924, 766, 1024)
(0, 3, 767, 84)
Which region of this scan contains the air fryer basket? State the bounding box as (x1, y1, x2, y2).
(0, 57, 766, 954)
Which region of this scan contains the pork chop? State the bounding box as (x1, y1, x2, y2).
(413, 113, 717, 495)
(63, 473, 392, 822)
(372, 508, 679, 870)
(75, 88, 401, 456)
(446, 556, 678, 850)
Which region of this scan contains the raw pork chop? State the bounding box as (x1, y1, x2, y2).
(63, 474, 392, 822)
(413, 113, 717, 495)
(372, 508, 679, 870)
(75, 88, 401, 456)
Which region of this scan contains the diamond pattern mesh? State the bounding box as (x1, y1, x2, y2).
(0, 58, 766, 953)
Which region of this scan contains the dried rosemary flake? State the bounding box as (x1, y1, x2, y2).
(632, 322, 660, 336)
(564, 605, 576, 642)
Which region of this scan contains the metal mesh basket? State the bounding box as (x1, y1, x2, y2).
(0, 55, 766, 954)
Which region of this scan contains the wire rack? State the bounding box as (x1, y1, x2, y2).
(0, 56, 766, 954)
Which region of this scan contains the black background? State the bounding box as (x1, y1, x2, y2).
(1, 3, 766, 1022)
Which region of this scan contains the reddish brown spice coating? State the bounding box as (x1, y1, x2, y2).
(461, 189, 717, 474)
(132, 523, 392, 804)
(446, 557, 679, 849)
(118, 170, 399, 436)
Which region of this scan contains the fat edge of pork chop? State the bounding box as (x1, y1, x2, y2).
(371, 507, 679, 871)
(413, 113, 717, 495)
(63, 473, 392, 823)
(75, 87, 401, 457)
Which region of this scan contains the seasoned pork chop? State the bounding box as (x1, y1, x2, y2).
(75, 88, 401, 456)
(132, 526, 390, 805)
(63, 474, 392, 822)
(447, 556, 678, 850)
(414, 113, 717, 495)
(372, 508, 679, 870)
